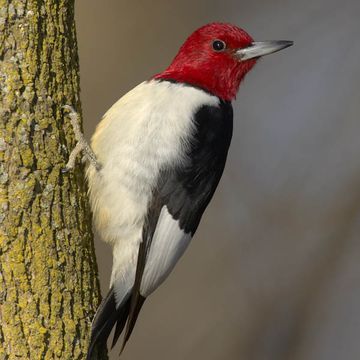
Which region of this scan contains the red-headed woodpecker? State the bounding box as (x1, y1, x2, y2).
(83, 23, 292, 358)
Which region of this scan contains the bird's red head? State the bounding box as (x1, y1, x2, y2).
(154, 23, 256, 101)
(154, 23, 293, 101)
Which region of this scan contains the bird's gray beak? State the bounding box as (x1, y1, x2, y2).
(236, 40, 293, 61)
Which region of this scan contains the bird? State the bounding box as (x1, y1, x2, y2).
(85, 22, 292, 358)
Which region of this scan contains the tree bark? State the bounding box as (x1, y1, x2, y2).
(0, 0, 106, 359)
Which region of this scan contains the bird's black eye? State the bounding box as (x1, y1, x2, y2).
(212, 40, 226, 51)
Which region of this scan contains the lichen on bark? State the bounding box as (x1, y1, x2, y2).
(0, 0, 106, 359)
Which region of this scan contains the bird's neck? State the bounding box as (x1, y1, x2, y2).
(154, 69, 238, 101)
(153, 58, 256, 101)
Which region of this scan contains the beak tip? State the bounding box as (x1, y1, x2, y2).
(283, 40, 294, 48)
(237, 40, 294, 61)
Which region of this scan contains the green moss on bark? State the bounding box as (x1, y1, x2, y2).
(0, 0, 106, 358)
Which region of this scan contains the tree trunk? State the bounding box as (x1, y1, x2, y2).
(0, 0, 106, 358)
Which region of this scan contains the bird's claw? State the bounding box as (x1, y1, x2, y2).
(63, 105, 102, 172)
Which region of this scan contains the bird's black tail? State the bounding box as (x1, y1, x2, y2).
(87, 236, 149, 359)
(86, 287, 145, 360)
(86, 287, 129, 360)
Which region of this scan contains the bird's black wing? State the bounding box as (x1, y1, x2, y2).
(120, 99, 233, 349)
(159, 100, 233, 234)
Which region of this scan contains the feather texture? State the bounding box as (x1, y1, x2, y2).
(86, 80, 232, 356)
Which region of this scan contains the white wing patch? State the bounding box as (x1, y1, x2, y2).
(140, 206, 192, 297)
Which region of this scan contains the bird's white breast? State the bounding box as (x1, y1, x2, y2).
(86, 80, 218, 291)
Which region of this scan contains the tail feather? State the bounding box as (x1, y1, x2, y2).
(86, 288, 130, 360)
(120, 294, 146, 354)
(88, 234, 150, 358)
(118, 233, 148, 354)
(110, 300, 131, 349)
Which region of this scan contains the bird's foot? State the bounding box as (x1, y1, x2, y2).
(62, 105, 102, 173)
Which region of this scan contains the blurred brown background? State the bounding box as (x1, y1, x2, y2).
(75, 1, 360, 359)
